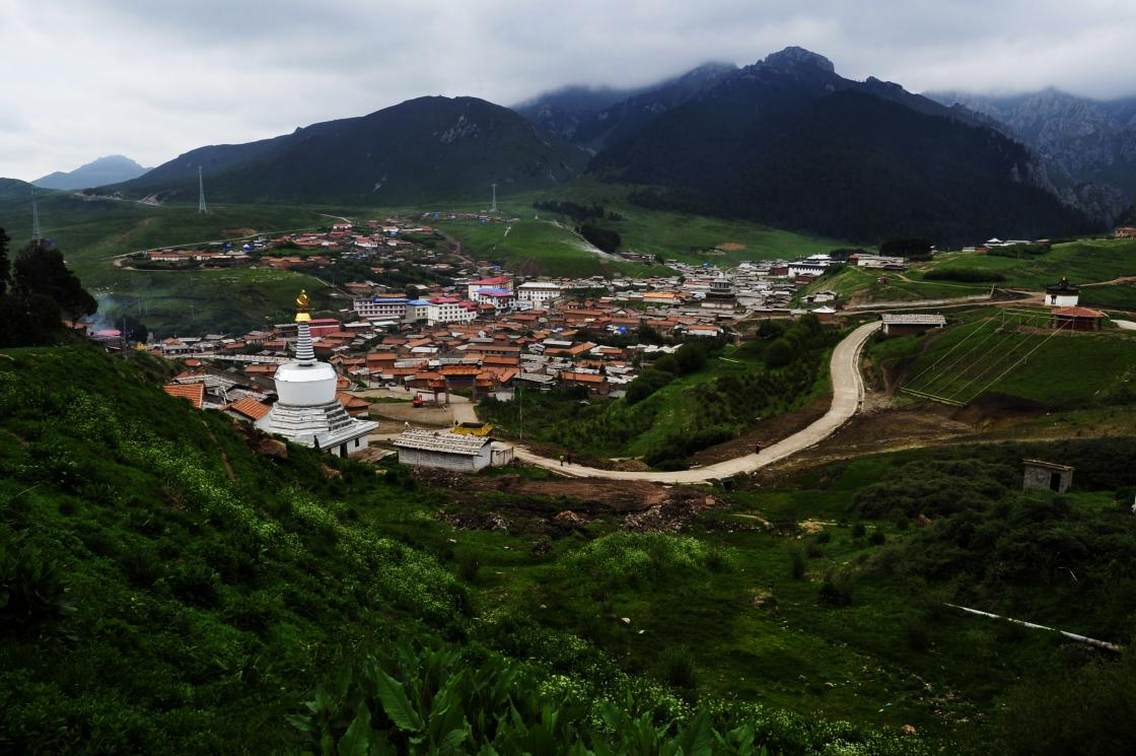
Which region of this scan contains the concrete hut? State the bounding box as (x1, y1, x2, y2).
(1023, 459, 1074, 494)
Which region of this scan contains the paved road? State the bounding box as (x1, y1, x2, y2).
(513, 321, 882, 483)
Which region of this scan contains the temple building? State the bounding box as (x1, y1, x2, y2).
(701, 273, 737, 311)
(1045, 277, 1080, 307)
(256, 291, 377, 456)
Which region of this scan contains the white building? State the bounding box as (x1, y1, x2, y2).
(393, 429, 513, 471)
(1045, 278, 1080, 308)
(472, 288, 517, 309)
(517, 281, 563, 306)
(787, 263, 828, 279)
(426, 298, 477, 325)
(256, 292, 377, 457)
(353, 297, 408, 320)
(466, 276, 512, 300)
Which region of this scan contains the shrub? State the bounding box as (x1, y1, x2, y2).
(625, 369, 674, 405)
(674, 343, 708, 375)
(579, 224, 621, 253)
(0, 542, 73, 636)
(819, 569, 855, 606)
(660, 646, 698, 690)
(458, 556, 480, 584)
(168, 562, 222, 608)
(764, 339, 794, 368)
(868, 530, 886, 546)
(788, 546, 807, 580)
(904, 618, 931, 652)
(851, 523, 867, 539)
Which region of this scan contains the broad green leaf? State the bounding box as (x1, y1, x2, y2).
(374, 668, 425, 732)
(337, 702, 374, 756)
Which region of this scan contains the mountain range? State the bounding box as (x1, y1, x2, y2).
(515, 62, 739, 153)
(928, 88, 1136, 225)
(94, 46, 1136, 244)
(34, 155, 149, 191)
(104, 97, 586, 206)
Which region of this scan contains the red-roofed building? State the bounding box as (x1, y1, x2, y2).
(1053, 306, 1106, 331)
(163, 383, 204, 409)
(336, 392, 371, 417)
(558, 371, 609, 395)
(225, 397, 271, 422)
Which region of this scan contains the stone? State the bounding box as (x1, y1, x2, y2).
(255, 437, 288, 459)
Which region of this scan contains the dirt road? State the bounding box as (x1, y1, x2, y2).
(513, 321, 882, 483)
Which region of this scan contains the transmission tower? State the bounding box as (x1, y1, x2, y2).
(197, 166, 207, 214)
(490, 183, 497, 213)
(31, 188, 41, 243)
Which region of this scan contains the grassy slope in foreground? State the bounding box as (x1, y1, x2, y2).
(0, 344, 929, 755)
(474, 438, 1136, 751)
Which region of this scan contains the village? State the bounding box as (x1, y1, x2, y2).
(82, 214, 1126, 476)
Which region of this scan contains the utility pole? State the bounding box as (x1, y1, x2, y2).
(491, 183, 497, 213)
(518, 384, 523, 441)
(198, 166, 207, 214)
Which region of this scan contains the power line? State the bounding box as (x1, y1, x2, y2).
(969, 318, 1073, 401)
(905, 317, 993, 387)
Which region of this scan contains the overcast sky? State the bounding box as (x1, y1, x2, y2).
(3, 0, 1135, 180)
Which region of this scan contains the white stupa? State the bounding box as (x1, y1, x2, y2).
(256, 290, 377, 456)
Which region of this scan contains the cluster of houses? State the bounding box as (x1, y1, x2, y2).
(131, 218, 455, 277)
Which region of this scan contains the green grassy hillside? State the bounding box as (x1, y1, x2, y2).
(0, 344, 937, 754)
(915, 238, 1136, 306)
(436, 217, 664, 278)
(872, 309, 1136, 407)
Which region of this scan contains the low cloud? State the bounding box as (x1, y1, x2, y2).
(3, 0, 1134, 180)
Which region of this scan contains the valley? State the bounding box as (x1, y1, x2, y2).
(4, 17, 1136, 754)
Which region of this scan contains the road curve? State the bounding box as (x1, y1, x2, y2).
(513, 321, 882, 483)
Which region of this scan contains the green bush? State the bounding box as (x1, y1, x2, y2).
(0, 541, 73, 636)
(788, 545, 807, 580)
(997, 646, 1136, 755)
(660, 646, 698, 690)
(819, 569, 855, 607)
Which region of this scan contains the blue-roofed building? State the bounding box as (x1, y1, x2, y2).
(353, 296, 409, 321)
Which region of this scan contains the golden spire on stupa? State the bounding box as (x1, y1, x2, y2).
(295, 289, 312, 322)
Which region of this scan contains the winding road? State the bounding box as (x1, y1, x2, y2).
(513, 321, 882, 483)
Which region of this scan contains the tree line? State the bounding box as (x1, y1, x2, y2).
(0, 228, 97, 347)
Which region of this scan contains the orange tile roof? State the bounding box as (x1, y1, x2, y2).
(558, 371, 606, 384)
(366, 352, 398, 363)
(163, 382, 204, 409)
(227, 397, 270, 420)
(1054, 306, 1105, 318)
